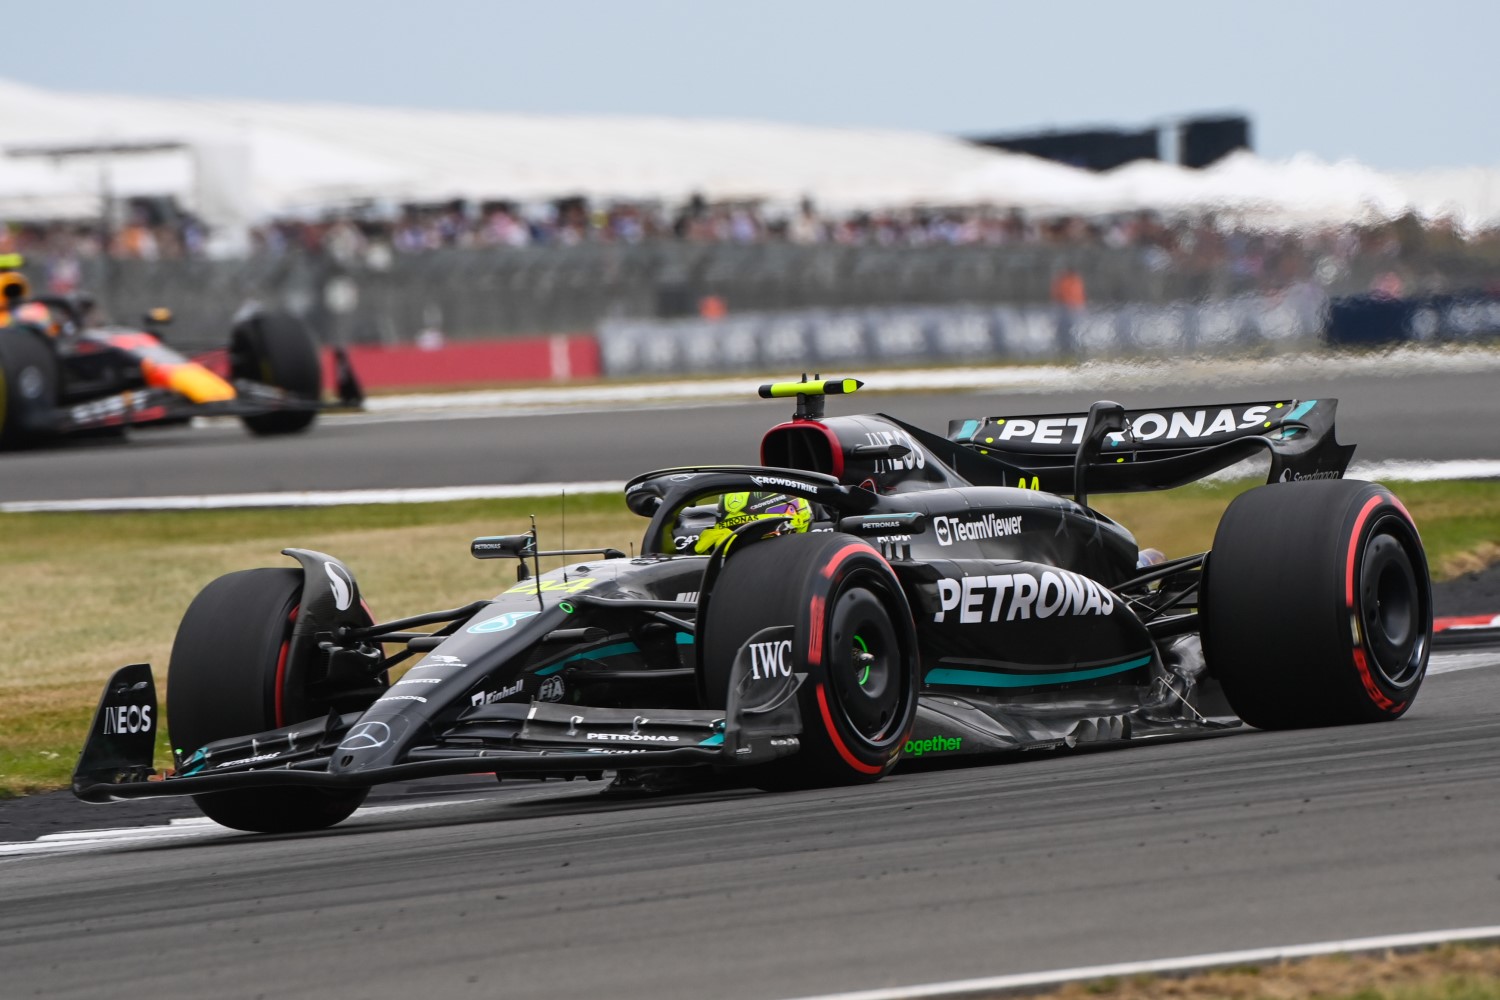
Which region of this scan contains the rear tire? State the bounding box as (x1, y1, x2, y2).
(1203, 479, 1431, 729)
(701, 533, 918, 788)
(168, 568, 369, 832)
(0, 330, 58, 450)
(229, 311, 322, 436)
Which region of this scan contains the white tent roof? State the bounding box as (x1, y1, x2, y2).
(3, 77, 1499, 231)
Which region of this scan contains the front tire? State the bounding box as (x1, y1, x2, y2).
(0, 330, 58, 450)
(167, 568, 370, 832)
(1203, 479, 1431, 729)
(229, 311, 322, 436)
(701, 533, 918, 788)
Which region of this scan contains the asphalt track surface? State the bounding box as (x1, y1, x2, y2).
(3, 359, 1497, 997)
(2, 365, 1499, 503)
(3, 654, 1498, 1000)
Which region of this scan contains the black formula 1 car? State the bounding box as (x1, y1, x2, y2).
(73, 377, 1433, 832)
(0, 255, 361, 449)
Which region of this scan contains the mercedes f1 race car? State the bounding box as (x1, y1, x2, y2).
(73, 377, 1433, 832)
(0, 254, 361, 449)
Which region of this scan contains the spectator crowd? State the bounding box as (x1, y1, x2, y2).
(3, 193, 1497, 299)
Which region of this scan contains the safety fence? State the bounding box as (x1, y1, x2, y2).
(62, 246, 1499, 386)
(79, 243, 1375, 353)
(595, 291, 1330, 377)
(1326, 292, 1500, 346)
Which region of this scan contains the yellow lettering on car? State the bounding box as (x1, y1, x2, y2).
(505, 577, 597, 595)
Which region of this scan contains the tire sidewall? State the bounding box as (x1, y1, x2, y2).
(167, 567, 373, 832)
(1338, 490, 1431, 712)
(1203, 479, 1432, 728)
(0, 330, 58, 448)
(230, 312, 322, 435)
(701, 533, 919, 783)
(795, 541, 916, 773)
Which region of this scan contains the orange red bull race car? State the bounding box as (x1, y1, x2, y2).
(0, 254, 362, 449)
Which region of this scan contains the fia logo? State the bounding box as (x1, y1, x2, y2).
(749, 639, 794, 680)
(538, 676, 566, 703)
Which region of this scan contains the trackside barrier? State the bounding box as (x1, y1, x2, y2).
(597, 290, 1327, 377)
(1327, 291, 1500, 347)
(338, 334, 600, 389)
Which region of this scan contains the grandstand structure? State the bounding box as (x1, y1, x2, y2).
(3, 76, 1498, 244)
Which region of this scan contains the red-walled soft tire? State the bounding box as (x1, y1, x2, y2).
(701, 533, 918, 788)
(1203, 479, 1432, 729)
(168, 568, 368, 832)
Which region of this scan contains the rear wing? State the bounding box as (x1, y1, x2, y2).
(935, 398, 1355, 495)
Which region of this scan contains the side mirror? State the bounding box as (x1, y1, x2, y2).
(471, 535, 536, 560)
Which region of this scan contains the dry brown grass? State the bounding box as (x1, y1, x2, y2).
(1439, 541, 1500, 580)
(0, 497, 636, 794)
(1033, 944, 1500, 1000)
(2, 506, 632, 693)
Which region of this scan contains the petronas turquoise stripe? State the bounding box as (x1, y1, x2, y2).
(536, 632, 694, 675)
(924, 655, 1153, 689)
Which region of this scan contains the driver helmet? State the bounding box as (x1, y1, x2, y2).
(693, 491, 811, 554)
(0, 269, 28, 304)
(16, 300, 58, 335)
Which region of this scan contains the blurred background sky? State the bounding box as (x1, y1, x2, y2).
(6, 0, 1494, 171)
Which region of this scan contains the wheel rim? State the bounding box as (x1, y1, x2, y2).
(1358, 515, 1428, 689)
(825, 574, 904, 743)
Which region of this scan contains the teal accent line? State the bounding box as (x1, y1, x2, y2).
(537, 632, 694, 675)
(698, 733, 725, 746)
(957, 419, 981, 440)
(1286, 400, 1317, 421)
(924, 655, 1153, 689)
(537, 640, 640, 675)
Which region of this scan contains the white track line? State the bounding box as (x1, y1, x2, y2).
(5, 459, 1497, 513)
(783, 926, 1500, 1000)
(0, 481, 628, 512)
(1428, 652, 1500, 675)
(0, 797, 497, 859)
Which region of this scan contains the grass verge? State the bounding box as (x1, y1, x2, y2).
(2, 479, 1497, 798)
(1032, 942, 1500, 1000)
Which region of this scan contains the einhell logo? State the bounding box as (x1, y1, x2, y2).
(102, 703, 153, 735)
(749, 639, 793, 679)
